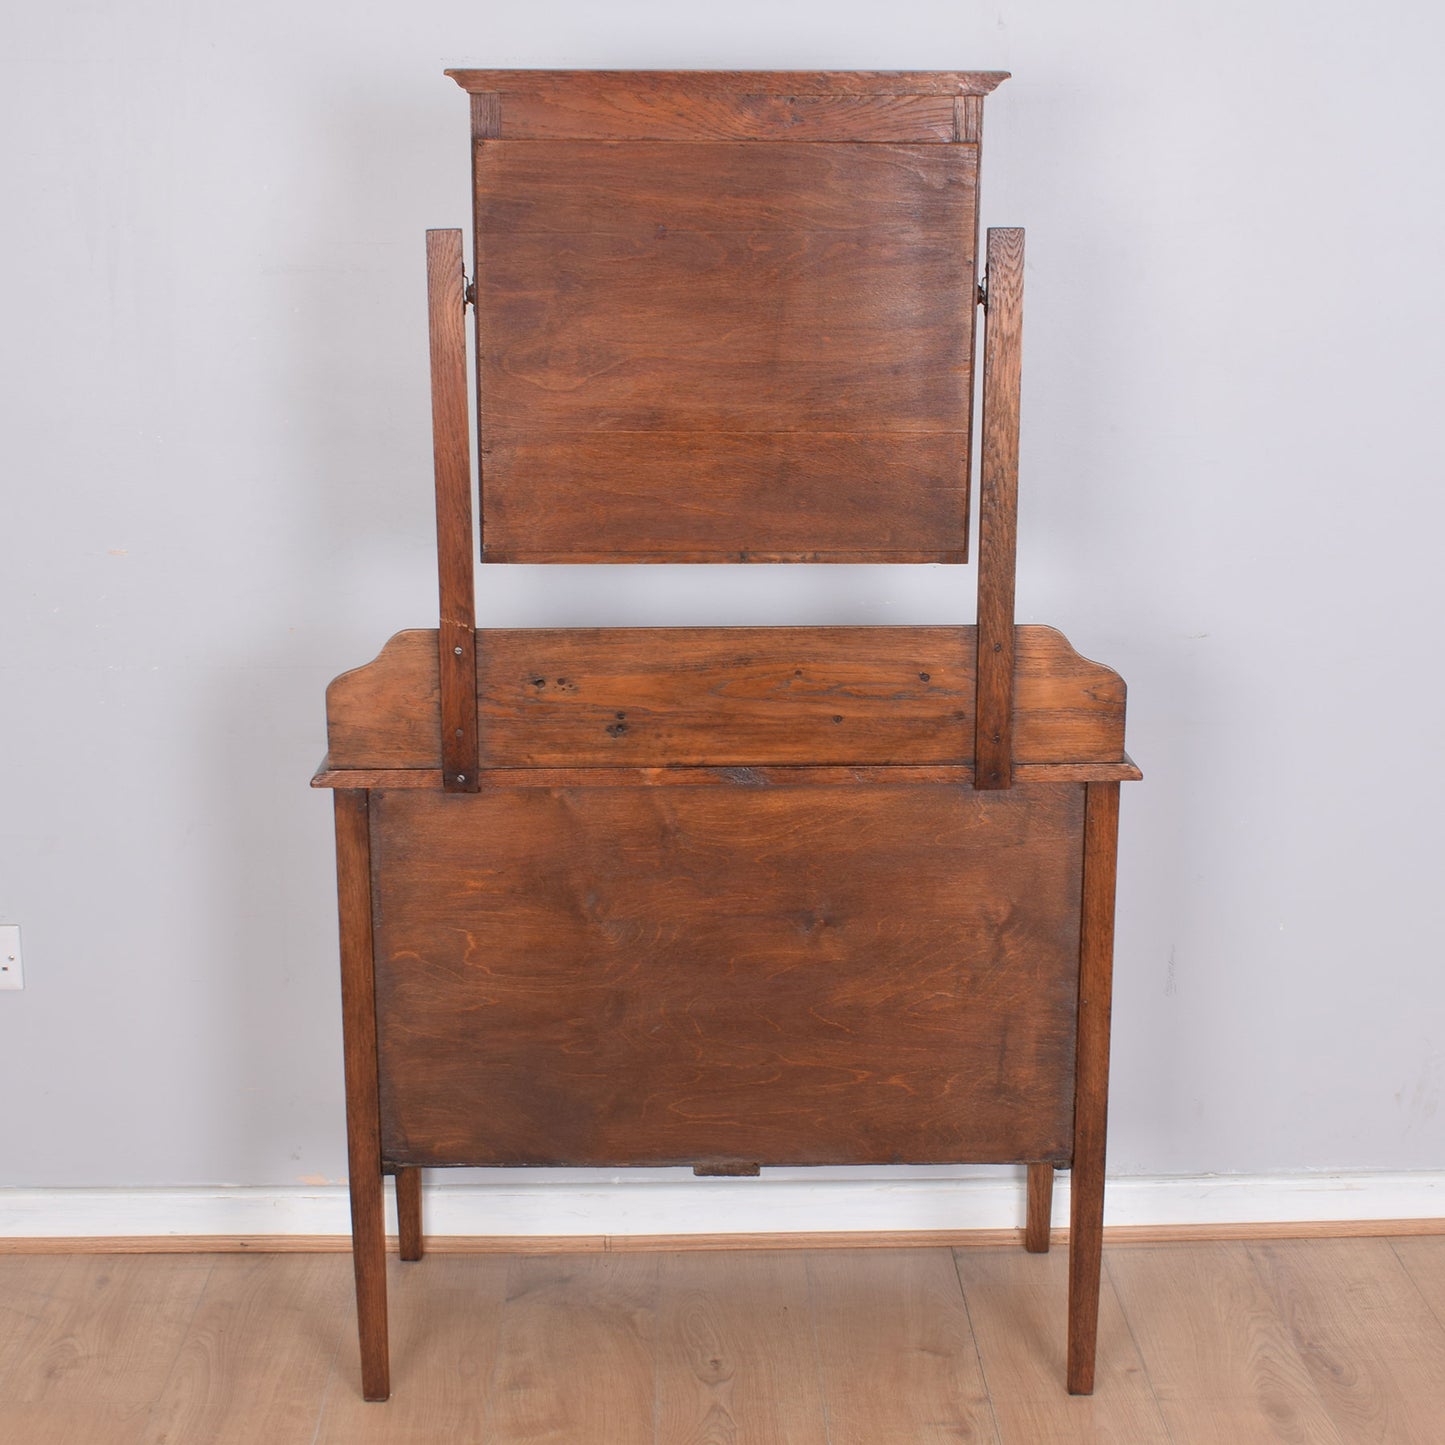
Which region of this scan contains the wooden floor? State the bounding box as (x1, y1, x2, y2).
(2, 1236, 1444, 1443)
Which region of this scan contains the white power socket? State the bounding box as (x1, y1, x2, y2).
(0, 926, 22, 990)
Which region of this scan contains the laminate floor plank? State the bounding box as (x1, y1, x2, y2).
(807, 1247, 1000, 1444)
(0, 1256, 72, 1369)
(953, 1246, 1170, 1444)
(1107, 1242, 1346, 1445)
(1392, 1234, 1445, 1327)
(0, 1402, 155, 1445)
(654, 1248, 828, 1445)
(483, 1252, 659, 1445)
(140, 1254, 349, 1445)
(1245, 1238, 1445, 1445)
(314, 1255, 510, 1443)
(1, 1255, 212, 1409)
(7, 1235, 1445, 1443)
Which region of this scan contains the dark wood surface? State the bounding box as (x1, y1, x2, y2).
(1025, 1164, 1053, 1254)
(975, 228, 1025, 790)
(450, 72, 1001, 144)
(425, 230, 478, 793)
(954, 94, 985, 146)
(394, 1168, 422, 1263)
(332, 791, 388, 1401)
(482, 91, 962, 142)
(474, 140, 976, 562)
(479, 432, 967, 564)
(323, 625, 1131, 774)
(448, 69, 1011, 99)
(314, 761, 1141, 791)
(368, 782, 1085, 1170)
(1068, 781, 1122, 1394)
(318, 66, 1137, 1400)
(475, 137, 975, 234)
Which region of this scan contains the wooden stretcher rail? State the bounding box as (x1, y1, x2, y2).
(311, 759, 1143, 789)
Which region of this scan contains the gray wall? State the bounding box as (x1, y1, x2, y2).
(3, 0, 1442, 1190)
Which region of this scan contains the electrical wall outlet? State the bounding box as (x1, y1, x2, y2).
(0, 926, 22, 990)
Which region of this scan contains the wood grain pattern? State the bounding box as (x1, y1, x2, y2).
(955, 1245, 1171, 1443)
(484, 1254, 658, 1444)
(654, 1250, 827, 1444)
(314, 762, 1143, 790)
(0, 1254, 68, 1359)
(369, 783, 1084, 1169)
(323, 64, 1124, 1402)
(975, 228, 1025, 790)
(808, 1248, 999, 1442)
(474, 141, 974, 561)
(322, 626, 1130, 774)
(1392, 1233, 1445, 1322)
(470, 90, 500, 140)
(1025, 1164, 1053, 1253)
(324, 634, 444, 777)
(476, 141, 974, 235)
(495, 91, 960, 142)
(143, 1255, 349, 1445)
(333, 791, 388, 1401)
(394, 1169, 422, 1263)
(481, 231, 963, 416)
(0, 1404, 152, 1445)
(954, 94, 985, 144)
(1067, 781, 1120, 1394)
(448, 70, 1011, 98)
(477, 625, 978, 768)
(11, 1239, 1445, 1442)
(1248, 1238, 1445, 1444)
(480, 431, 966, 564)
(1108, 1243, 1349, 1444)
(0, 1255, 210, 1408)
(425, 229, 478, 793)
(315, 1255, 509, 1441)
(478, 235, 966, 421)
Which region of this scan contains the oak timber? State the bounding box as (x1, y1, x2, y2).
(368, 783, 1085, 1170)
(321, 625, 1131, 775)
(473, 140, 976, 562)
(317, 65, 1138, 1401)
(332, 792, 388, 1400)
(425, 229, 478, 793)
(975, 228, 1025, 789)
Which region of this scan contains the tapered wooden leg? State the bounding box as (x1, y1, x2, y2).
(1067, 782, 1120, 1395)
(1025, 1164, 1053, 1253)
(335, 790, 390, 1402)
(396, 1167, 423, 1262)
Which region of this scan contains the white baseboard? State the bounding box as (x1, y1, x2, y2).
(1, 1168, 1441, 1240)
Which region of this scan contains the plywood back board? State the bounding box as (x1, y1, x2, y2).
(370, 781, 1083, 1168)
(454, 72, 1006, 562)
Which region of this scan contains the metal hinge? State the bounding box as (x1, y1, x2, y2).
(463, 276, 476, 308)
(977, 277, 988, 309)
